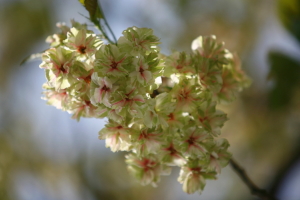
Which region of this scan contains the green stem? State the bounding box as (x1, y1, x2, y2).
(93, 19, 115, 44)
(98, 1, 117, 44)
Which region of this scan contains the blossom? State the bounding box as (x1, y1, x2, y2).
(40, 47, 75, 90)
(118, 27, 160, 55)
(191, 36, 232, 93)
(179, 127, 212, 158)
(126, 153, 171, 186)
(90, 73, 114, 107)
(129, 55, 152, 85)
(140, 99, 164, 129)
(164, 51, 195, 76)
(111, 86, 145, 118)
(165, 111, 186, 132)
(170, 77, 202, 113)
(191, 35, 229, 66)
(217, 53, 251, 103)
(38, 23, 251, 194)
(206, 138, 231, 174)
(65, 27, 102, 56)
(70, 99, 97, 120)
(68, 60, 94, 94)
(45, 22, 70, 47)
(194, 101, 228, 136)
(106, 109, 124, 124)
(178, 159, 217, 194)
(161, 141, 186, 166)
(95, 44, 131, 77)
(99, 120, 131, 152)
(131, 127, 162, 156)
(42, 87, 70, 110)
(142, 94, 176, 129)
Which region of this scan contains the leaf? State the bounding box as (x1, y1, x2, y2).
(278, 0, 300, 43)
(268, 51, 300, 110)
(78, 0, 103, 21)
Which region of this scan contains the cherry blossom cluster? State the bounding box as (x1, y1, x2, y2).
(39, 21, 250, 194)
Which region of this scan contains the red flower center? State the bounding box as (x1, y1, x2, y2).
(140, 158, 156, 172)
(84, 75, 91, 84)
(190, 167, 201, 173)
(139, 67, 144, 73)
(60, 64, 67, 73)
(187, 137, 195, 145)
(168, 113, 175, 121)
(110, 61, 118, 69)
(85, 100, 91, 106)
(102, 85, 110, 91)
(78, 45, 86, 54)
(199, 116, 208, 123)
(166, 145, 177, 155)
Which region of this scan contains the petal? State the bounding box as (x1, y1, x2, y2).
(143, 70, 152, 82)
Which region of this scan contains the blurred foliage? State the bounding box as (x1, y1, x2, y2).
(268, 0, 300, 110)
(268, 52, 300, 110)
(0, 0, 51, 88)
(0, 1, 52, 198)
(278, 0, 300, 43)
(265, 0, 300, 198)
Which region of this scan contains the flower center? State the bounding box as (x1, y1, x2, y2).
(84, 75, 91, 84)
(110, 61, 118, 69)
(102, 85, 110, 91)
(187, 137, 195, 145)
(139, 67, 144, 73)
(166, 145, 177, 155)
(85, 100, 91, 106)
(60, 64, 67, 73)
(168, 113, 175, 121)
(116, 125, 123, 129)
(78, 45, 86, 54)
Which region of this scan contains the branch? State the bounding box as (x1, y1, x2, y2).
(229, 158, 278, 200)
(270, 139, 300, 195)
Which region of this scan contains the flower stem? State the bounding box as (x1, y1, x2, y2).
(98, 0, 117, 44)
(229, 158, 278, 200)
(93, 19, 115, 44)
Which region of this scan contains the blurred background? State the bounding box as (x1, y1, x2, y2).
(1, 0, 300, 199)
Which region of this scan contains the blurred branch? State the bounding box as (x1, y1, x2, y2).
(229, 158, 278, 200)
(270, 138, 300, 195)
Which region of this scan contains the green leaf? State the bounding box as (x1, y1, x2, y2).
(278, 0, 300, 43)
(78, 0, 85, 5)
(268, 51, 300, 110)
(78, 0, 103, 21)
